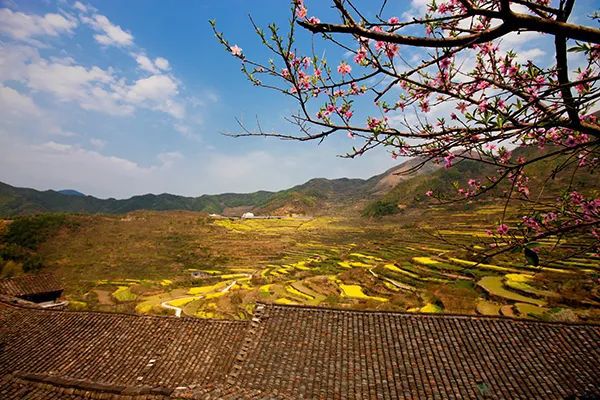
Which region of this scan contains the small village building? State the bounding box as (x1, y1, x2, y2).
(0, 273, 66, 307)
(241, 212, 284, 220)
(190, 271, 210, 279)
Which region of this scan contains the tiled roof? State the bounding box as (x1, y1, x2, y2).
(0, 303, 248, 392)
(233, 304, 600, 399)
(0, 273, 64, 297)
(0, 301, 598, 399)
(0, 373, 169, 399)
(0, 373, 293, 400)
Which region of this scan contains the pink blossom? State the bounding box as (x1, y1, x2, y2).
(522, 216, 540, 231)
(543, 212, 557, 224)
(575, 68, 590, 94)
(230, 45, 243, 57)
(439, 57, 451, 70)
(478, 100, 488, 113)
(476, 80, 490, 91)
(456, 102, 468, 113)
(296, 4, 307, 19)
(307, 16, 320, 24)
(444, 153, 455, 169)
(337, 62, 352, 75)
(425, 190, 433, 197)
(385, 43, 399, 58)
(388, 17, 399, 24)
(478, 42, 497, 55)
(570, 191, 584, 205)
(354, 47, 367, 64)
(496, 224, 509, 235)
(301, 56, 311, 69)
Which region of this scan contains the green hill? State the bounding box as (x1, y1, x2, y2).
(362, 146, 598, 217)
(2, 146, 591, 217)
(0, 156, 433, 216)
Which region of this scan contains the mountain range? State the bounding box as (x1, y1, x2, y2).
(0, 146, 594, 217)
(0, 156, 437, 217)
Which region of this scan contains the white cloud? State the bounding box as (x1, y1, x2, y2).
(0, 125, 402, 198)
(26, 59, 112, 100)
(127, 74, 184, 118)
(135, 54, 159, 73)
(21, 57, 135, 116)
(73, 2, 89, 13)
(157, 151, 183, 167)
(0, 85, 41, 116)
(90, 138, 106, 149)
(402, 0, 430, 20)
(40, 141, 74, 153)
(128, 75, 177, 101)
(0, 8, 77, 40)
(0, 79, 77, 138)
(82, 14, 133, 47)
(134, 54, 171, 74)
(0, 134, 194, 197)
(154, 57, 169, 71)
(514, 48, 545, 63)
(49, 127, 78, 137)
(0, 44, 39, 81)
(1, 44, 184, 118)
(500, 31, 543, 50)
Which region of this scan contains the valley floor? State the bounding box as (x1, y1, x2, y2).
(34, 205, 600, 322)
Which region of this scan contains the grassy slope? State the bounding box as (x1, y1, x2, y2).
(364, 146, 598, 216)
(3, 206, 595, 321)
(0, 156, 434, 217)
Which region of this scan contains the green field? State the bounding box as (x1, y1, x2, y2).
(1, 207, 598, 322)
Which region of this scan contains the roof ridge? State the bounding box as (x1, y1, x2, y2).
(0, 272, 57, 281)
(226, 303, 267, 385)
(255, 302, 600, 327)
(0, 298, 247, 324)
(10, 371, 173, 397)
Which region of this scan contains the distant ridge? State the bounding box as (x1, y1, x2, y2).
(0, 156, 432, 217)
(1, 146, 586, 217)
(57, 189, 85, 197)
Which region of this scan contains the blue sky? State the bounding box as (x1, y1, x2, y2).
(0, 0, 596, 198)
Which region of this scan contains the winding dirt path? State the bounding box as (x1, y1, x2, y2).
(160, 280, 238, 317)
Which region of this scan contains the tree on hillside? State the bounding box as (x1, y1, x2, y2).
(212, 0, 600, 259)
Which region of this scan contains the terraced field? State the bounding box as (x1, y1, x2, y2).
(36, 208, 599, 322)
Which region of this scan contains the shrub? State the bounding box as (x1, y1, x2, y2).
(1, 260, 23, 278)
(362, 200, 398, 218)
(23, 255, 43, 273)
(3, 214, 69, 250)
